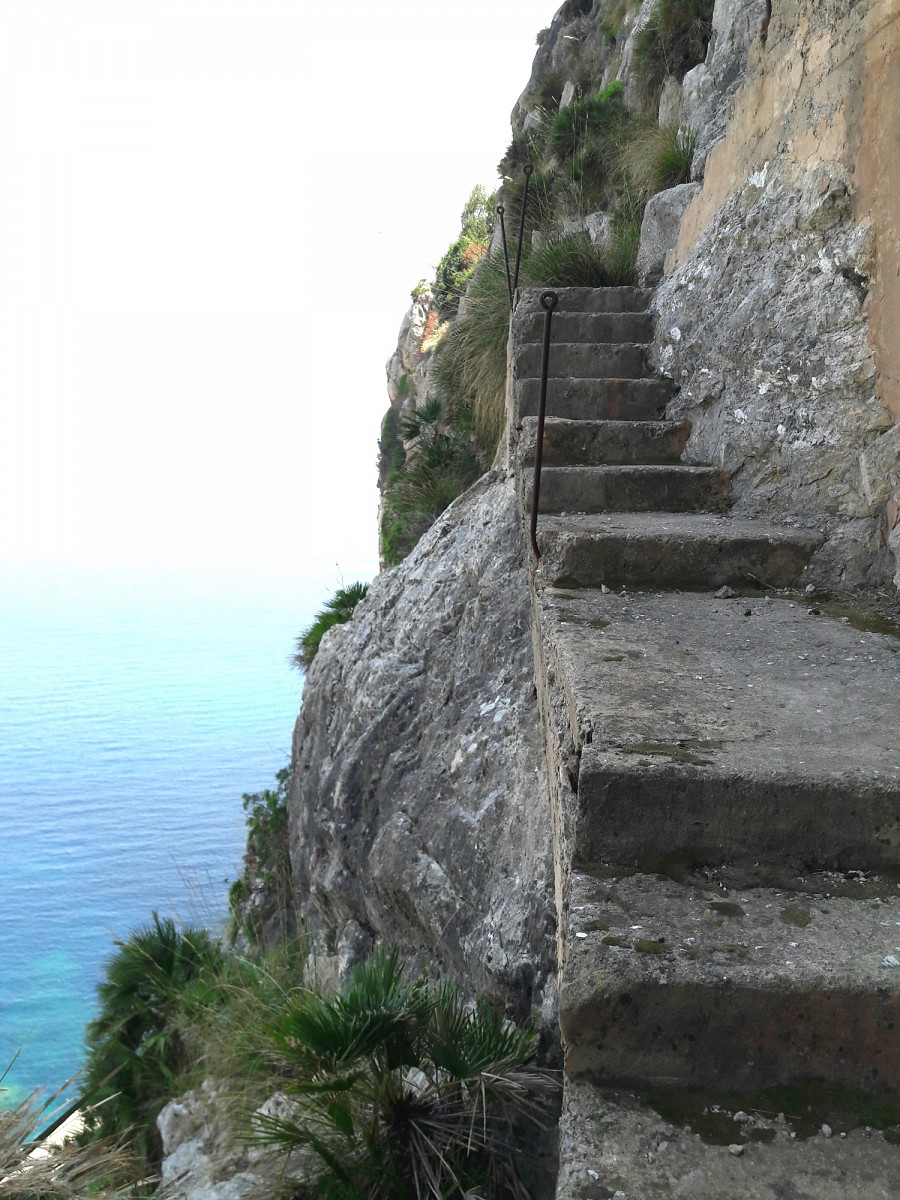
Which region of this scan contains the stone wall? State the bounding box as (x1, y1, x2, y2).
(654, 0, 900, 588)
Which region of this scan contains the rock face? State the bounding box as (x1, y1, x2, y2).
(384, 288, 435, 421)
(656, 0, 900, 589)
(288, 470, 556, 1017)
(681, 0, 770, 177)
(636, 182, 701, 286)
(157, 1086, 304, 1200)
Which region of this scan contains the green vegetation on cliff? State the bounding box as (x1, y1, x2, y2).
(77, 928, 554, 1198)
(293, 582, 369, 669)
(634, 0, 715, 99)
(252, 946, 557, 1199)
(377, 0, 719, 568)
(80, 914, 225, 1166)
(432, 186, 494, 320)
(228, 767, 294, 945)
(380, 397, 481, 568)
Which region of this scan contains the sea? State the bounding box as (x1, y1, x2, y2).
(0, 559, 332, 1109)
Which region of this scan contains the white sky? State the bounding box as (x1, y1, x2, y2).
(0, 0, 557, 591)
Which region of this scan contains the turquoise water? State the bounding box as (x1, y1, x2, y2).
(0, 561, 320, 1106)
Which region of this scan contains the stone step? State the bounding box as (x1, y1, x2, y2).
(535, 465, 730, 515)
(516, 341, 652, 380)
(519, 310, 655, 345)
(517, 285, 653, 314)
(556, 1080, 900, 1200)
(520, 418, 691, 466)
(537, 589, 900, 875)
(517, 377, 673, 422)
(536, 511, 824, 589)
(559, 869, 900, 1092)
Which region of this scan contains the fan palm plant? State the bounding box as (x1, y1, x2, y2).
(80, 914, 224, 1165)
(293, 583, 370, 670)
(250, 947, 559, 1199)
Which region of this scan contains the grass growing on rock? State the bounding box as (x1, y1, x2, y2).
(433, 228, 637, 456)
(379, 398, 481, 567)
(634, 0, 715, 101)
(549, 81, 626, 160)
(624, 123, 697, 195)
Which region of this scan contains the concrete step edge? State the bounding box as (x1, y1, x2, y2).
(559, 868, 900, 1092)
(556, 1079, 900, 1200)
(535, 512, 824, 589)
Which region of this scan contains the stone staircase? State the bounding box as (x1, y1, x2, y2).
(510, 288, 900, 1199)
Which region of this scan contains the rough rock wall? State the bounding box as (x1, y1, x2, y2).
(654, 0, 900, 589)
(384, 289, 435, 422)
(288, 471, 556, 1019)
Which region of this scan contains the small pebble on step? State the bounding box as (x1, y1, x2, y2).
(727, 1144, 744, 1156)
(715, 585, 737, 599)
(821, 1124, 833, 1138)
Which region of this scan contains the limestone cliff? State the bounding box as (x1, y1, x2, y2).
(161, 3, 899, 1194)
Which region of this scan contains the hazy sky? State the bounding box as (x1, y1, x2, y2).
(0, 0, 557, 590)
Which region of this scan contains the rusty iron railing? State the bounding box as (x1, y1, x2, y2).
(529, 289, 558, 562)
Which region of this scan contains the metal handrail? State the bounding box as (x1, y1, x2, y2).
(497, 204, 513, 308)
(497, 164, 534, 310)
(512, 164, 533, 297)
(529, 289, 558, 563)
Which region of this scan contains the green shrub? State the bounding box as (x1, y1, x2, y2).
(433, 186, 494, 320)
(549, 80, 626, 159)
(499, 131, 533, 179)
(624, 123, 697, 196)
(390, 401, 480, 520)
(81, 915, 225, 1165)
(603, 207, 643, 285)
(185, 940, 308, 1118)
(634, 0, 715, 98)
(293, 583, 369, 670)
(250, 946, 559, 1200)
(378, 407, 406, 488)
(379, 395, 482, 566)
(532, 72, 565, 111)
(499, 165, 563, 238)
(229, 768, 294, 945)
(380, 501, 420, 568)
(536, 26, 550, 45)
